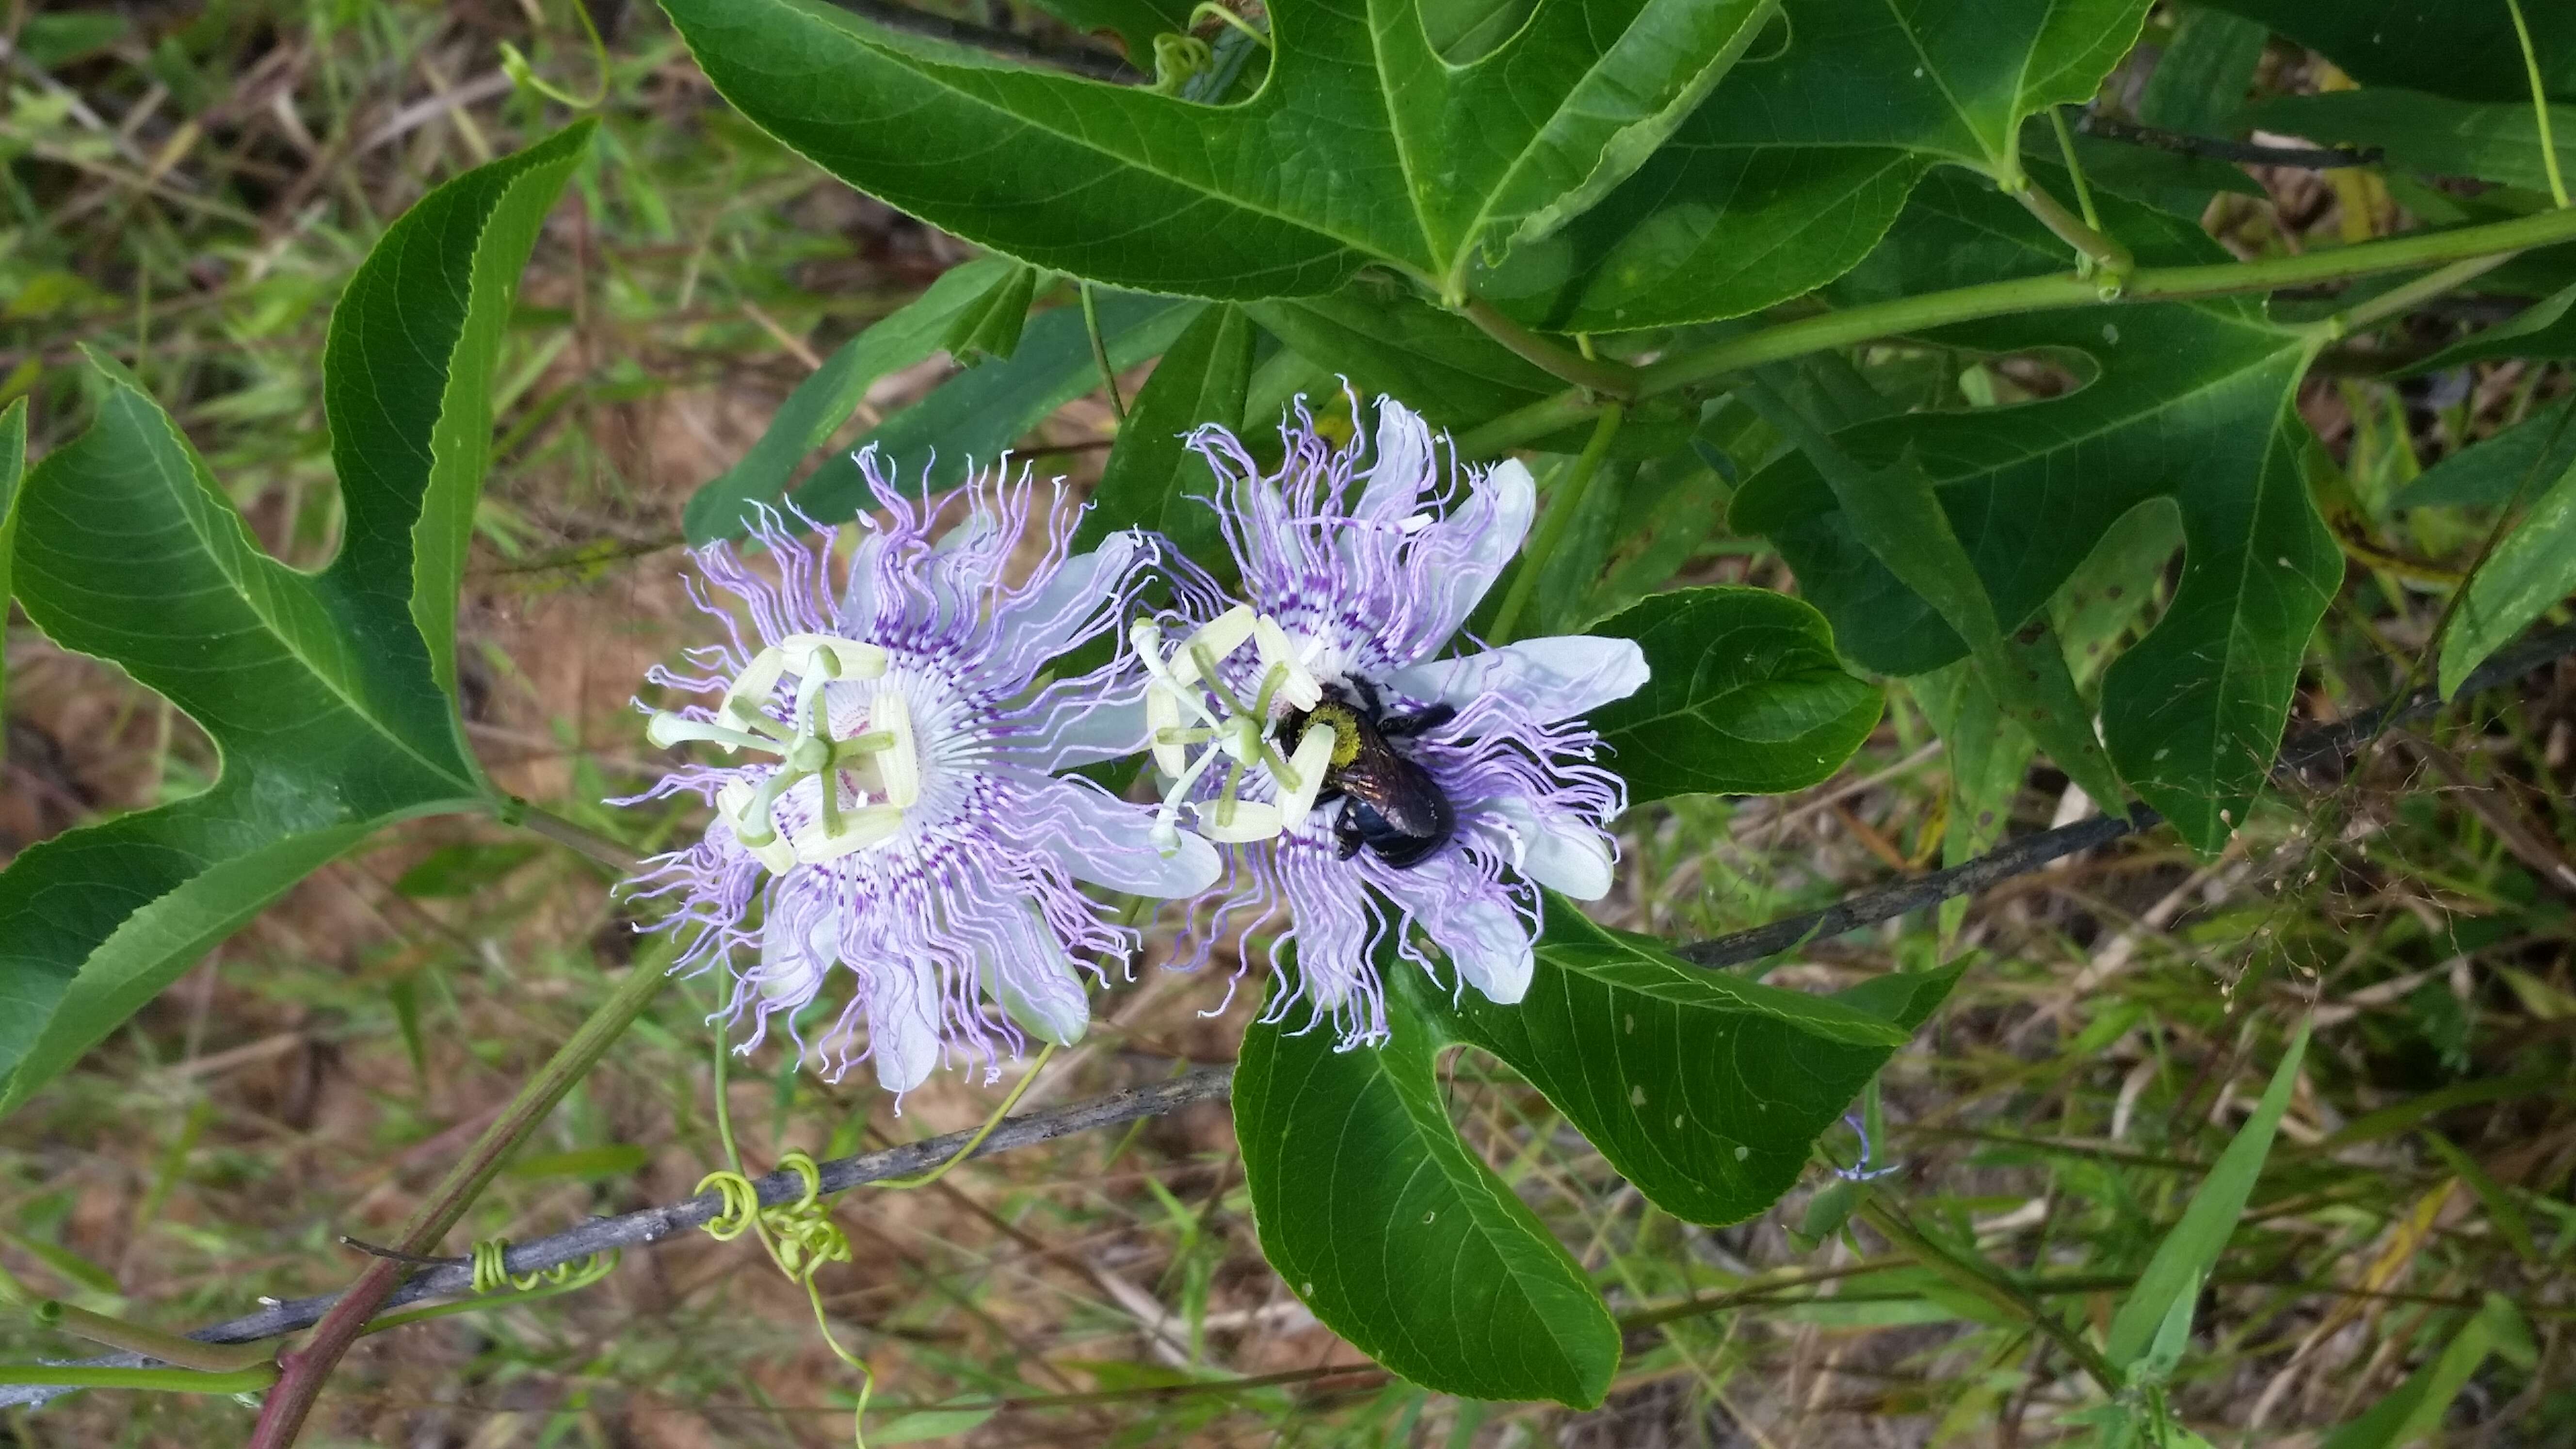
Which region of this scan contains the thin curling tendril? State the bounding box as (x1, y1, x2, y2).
(694, 1032, 1057, 1445)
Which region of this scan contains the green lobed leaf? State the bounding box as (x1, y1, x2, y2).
(1417, 907, 1955, 1225)
(2392, 397, 2576, 511)
(1739, 387, 2130, 815)
(1073, 302, 1253, 569)
(1585, 585, 1884, 802)
(0, 398, 25, 749)
(683, 255, 1014, 543)
(2248, 89, 2576, 195)
(321, 117, 596, 711)
(1235, 979, 1620, 1407)
(0, 127, 589, 1113)
(2204, 0, 2576, 106)
(1730, 171, 2339, 851)
(791, 291, 1199, 519)
(1479, 0, 2153, 331)
(2439, 452, 2576, 699)
(660, 0, 1776, 300)
(2105, 1021, 2309, 1373)
(0, 357, 489, 1113)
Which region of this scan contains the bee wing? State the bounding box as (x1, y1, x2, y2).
(1335, 754, 1449, 839)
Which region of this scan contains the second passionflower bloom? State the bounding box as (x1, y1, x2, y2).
(1145, 393, 1648, 1046)
(623, 453, 1219, 1095)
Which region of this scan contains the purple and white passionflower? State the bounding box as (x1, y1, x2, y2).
(1148, 393, 1648, 1046)
(622, 452, 1220, 1095)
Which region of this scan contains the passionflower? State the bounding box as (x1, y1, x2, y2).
(1153, 393, 1647, 1046)
(622, 452, 1220, 1095)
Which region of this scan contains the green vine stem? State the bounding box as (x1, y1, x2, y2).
(1457, 296, 1642, 397)
(245, 954, 672, 1448)
(33, 1300, 273, 1374)
(1855, 1195, 2124, 1395)
(508, 797, 645, 876)
(0, 1364, 277, 1393)
(1458, 204, 2576, 457)
(2505, 0, 2569, 208)
(1485, 401, 1626, 644)
(2008, 173, 2133, 287)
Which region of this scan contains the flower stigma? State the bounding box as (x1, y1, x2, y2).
(647, 632, 920, 872)
(1130, 605, 1332, 854)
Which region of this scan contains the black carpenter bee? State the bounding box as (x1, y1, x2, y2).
(1284, 679, 1456, 869)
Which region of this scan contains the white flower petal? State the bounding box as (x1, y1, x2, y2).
(992, 531, 1139, 674)
(1024, 692, 1150, 773)
(986, 925, 1091, 1047)
(758, 905, 837, 1008)
(1026, 773, 1223, 897)
(869, 954, 943, 1095)
(1352, 398, 1439, 525)
(1372, 858, 1535, 1005)
(1383, 635, 1648, 722)
(1475, 795, 1616, 900)
(1410, 457, 1537, 647)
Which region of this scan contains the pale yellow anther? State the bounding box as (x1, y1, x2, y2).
(650, 712, 774, 753)
(1274, 720, 1339, 829)
(869, 689, 921, 808)
(1165, 605, 1257, 687)
(777, 633, 888, 681)
(718, 781, 798, 873)
(792, 805, 906, 863)
(1252, 615, 1322, 711)
(717, 647, 791, 735)
(1194, 799, 1283, 843)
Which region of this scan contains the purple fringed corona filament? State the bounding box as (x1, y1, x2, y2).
(1155, 393, 1651, 1046)
(622, 451, 1221, 1096)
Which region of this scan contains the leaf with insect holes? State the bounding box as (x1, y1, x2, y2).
(0, 126, 589, 1116)
(1585, 586, 1884, 803)
(1418, 906, 1955, 1225)
(1477, 0, 2154, 331)
(1729, 170, 2337, 852)
(1238, 913, 1953, 1397)
(659, 0, 1778, 298)
(1235, 975, 1620, 1407)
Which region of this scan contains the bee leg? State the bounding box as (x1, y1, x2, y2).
(1334, 799, 1365, 860)
(1378, 702, 1456, 739)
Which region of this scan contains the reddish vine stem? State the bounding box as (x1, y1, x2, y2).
(244, 959, 670, 1448)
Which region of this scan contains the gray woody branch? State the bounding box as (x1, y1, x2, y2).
(11, 622, 2574, 1408)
